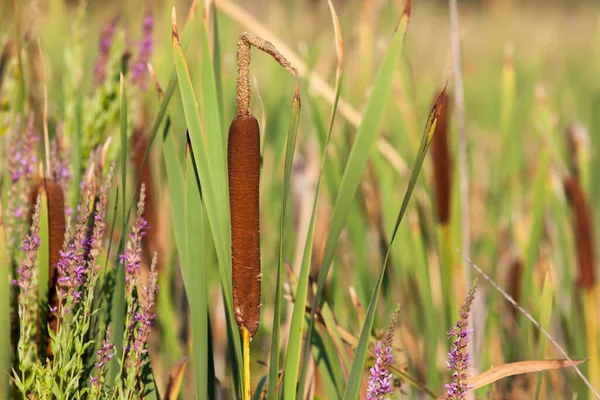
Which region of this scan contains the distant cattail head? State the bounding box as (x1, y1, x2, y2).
(431, 89, 452, 225)
(564, 177, 595, 290)
(565, 122, 589, 180)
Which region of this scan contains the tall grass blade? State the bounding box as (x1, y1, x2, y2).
(311, 0, 410, 330)
(267, 84, 301, 399)
(109, 73, 129, 385)
(171, 7, 243, 384)
(284, 0, 345, 394)
(343, 86, 445, 399)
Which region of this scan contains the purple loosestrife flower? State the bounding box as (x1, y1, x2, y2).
(445, 278, 479, 400)
(367, 305, 400, 400)
(91, 327, 114, 392)
(16, 196, 42, 381)
(131, 9, 153, 90)
(130, 253, 158, 358)
(120, 184, 148, 291)
(56, 184, 94, 308)
(93, 17, 117, 89)
(6, 115, 38, 255)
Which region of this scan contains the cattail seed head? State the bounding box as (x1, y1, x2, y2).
(229, 115, 261, 338)
(431, 90, 452, 225)
(564, 177, 595, 290)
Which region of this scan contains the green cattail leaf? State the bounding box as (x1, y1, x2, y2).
(185, 136, 210, 400)
(290, 2, 411, 397)
(307, 0, 411, 366)
(285, 1, 344, 394)
(519, 148, 549, 352)
(343, 83, 444, 400)
(199, 16, 228, 211)
(37, 188, 50, 343)
(126, 0, 199, 225)
(171, 7, 242, 387)
(108, 74, 129, 385)
(535, 271, 554, 398)
(0, 208, 9, 399)
(268, 84, 301, 399)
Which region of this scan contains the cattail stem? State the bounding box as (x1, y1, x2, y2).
(585, 287, 599, 394)
(242, 327, 251, 400)
(236, 32, 297, 117)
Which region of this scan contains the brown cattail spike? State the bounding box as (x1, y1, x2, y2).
(431, 89, 451, 225)
(564, 177, 595, 290)
(230, 32, 297, 340)
(229, 115, 261, 337)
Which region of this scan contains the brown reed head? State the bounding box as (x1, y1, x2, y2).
(229, 115, 261, 337)
(564, 176, 595, 290)
(229, 33, 297, 339)
(431, 89, 452, 225)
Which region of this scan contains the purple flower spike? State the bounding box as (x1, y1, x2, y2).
(120, 184, 149, 290)
(367, 305, 400, 400)
(131, 8, 153, 90)
(17, 197, 42, 293)
(445, 279, 479, 400)
(367, 342, 393, 400)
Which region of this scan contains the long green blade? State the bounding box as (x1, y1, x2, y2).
(267, 85, 301, 399)
(293, 3, 411, 396)
(171, 12, 243, 384)
(185, 138, 209, 400)
(343, 87, 444, 399)
(311, 2, 411, 331)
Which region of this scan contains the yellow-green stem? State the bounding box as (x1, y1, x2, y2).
(585, 286, 599, 397)
(242, 327, 251, 400)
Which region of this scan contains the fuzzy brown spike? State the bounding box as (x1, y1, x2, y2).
(431, 89, 452, 225)
(564, 177, 596, 290)
(229, 115, 261, 338)
(507, 257, 522, 319)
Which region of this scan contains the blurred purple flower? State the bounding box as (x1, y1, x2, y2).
(445, 279, 478, 400)
(91, 327, 114, 393)
(51, 123, 71, 197)
(16, 197, 41, 292)
(131, 9, 153, 90)
(56, 185, 94, 306)
(130, 254, 158, 356)
(93, 17, 118, 89)
(7, 115, 39, 224)
(120, 184, 148, 289)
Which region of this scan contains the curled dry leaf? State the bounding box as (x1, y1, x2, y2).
(164, 357, 190, 400)
(436, 359, 586, 400)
